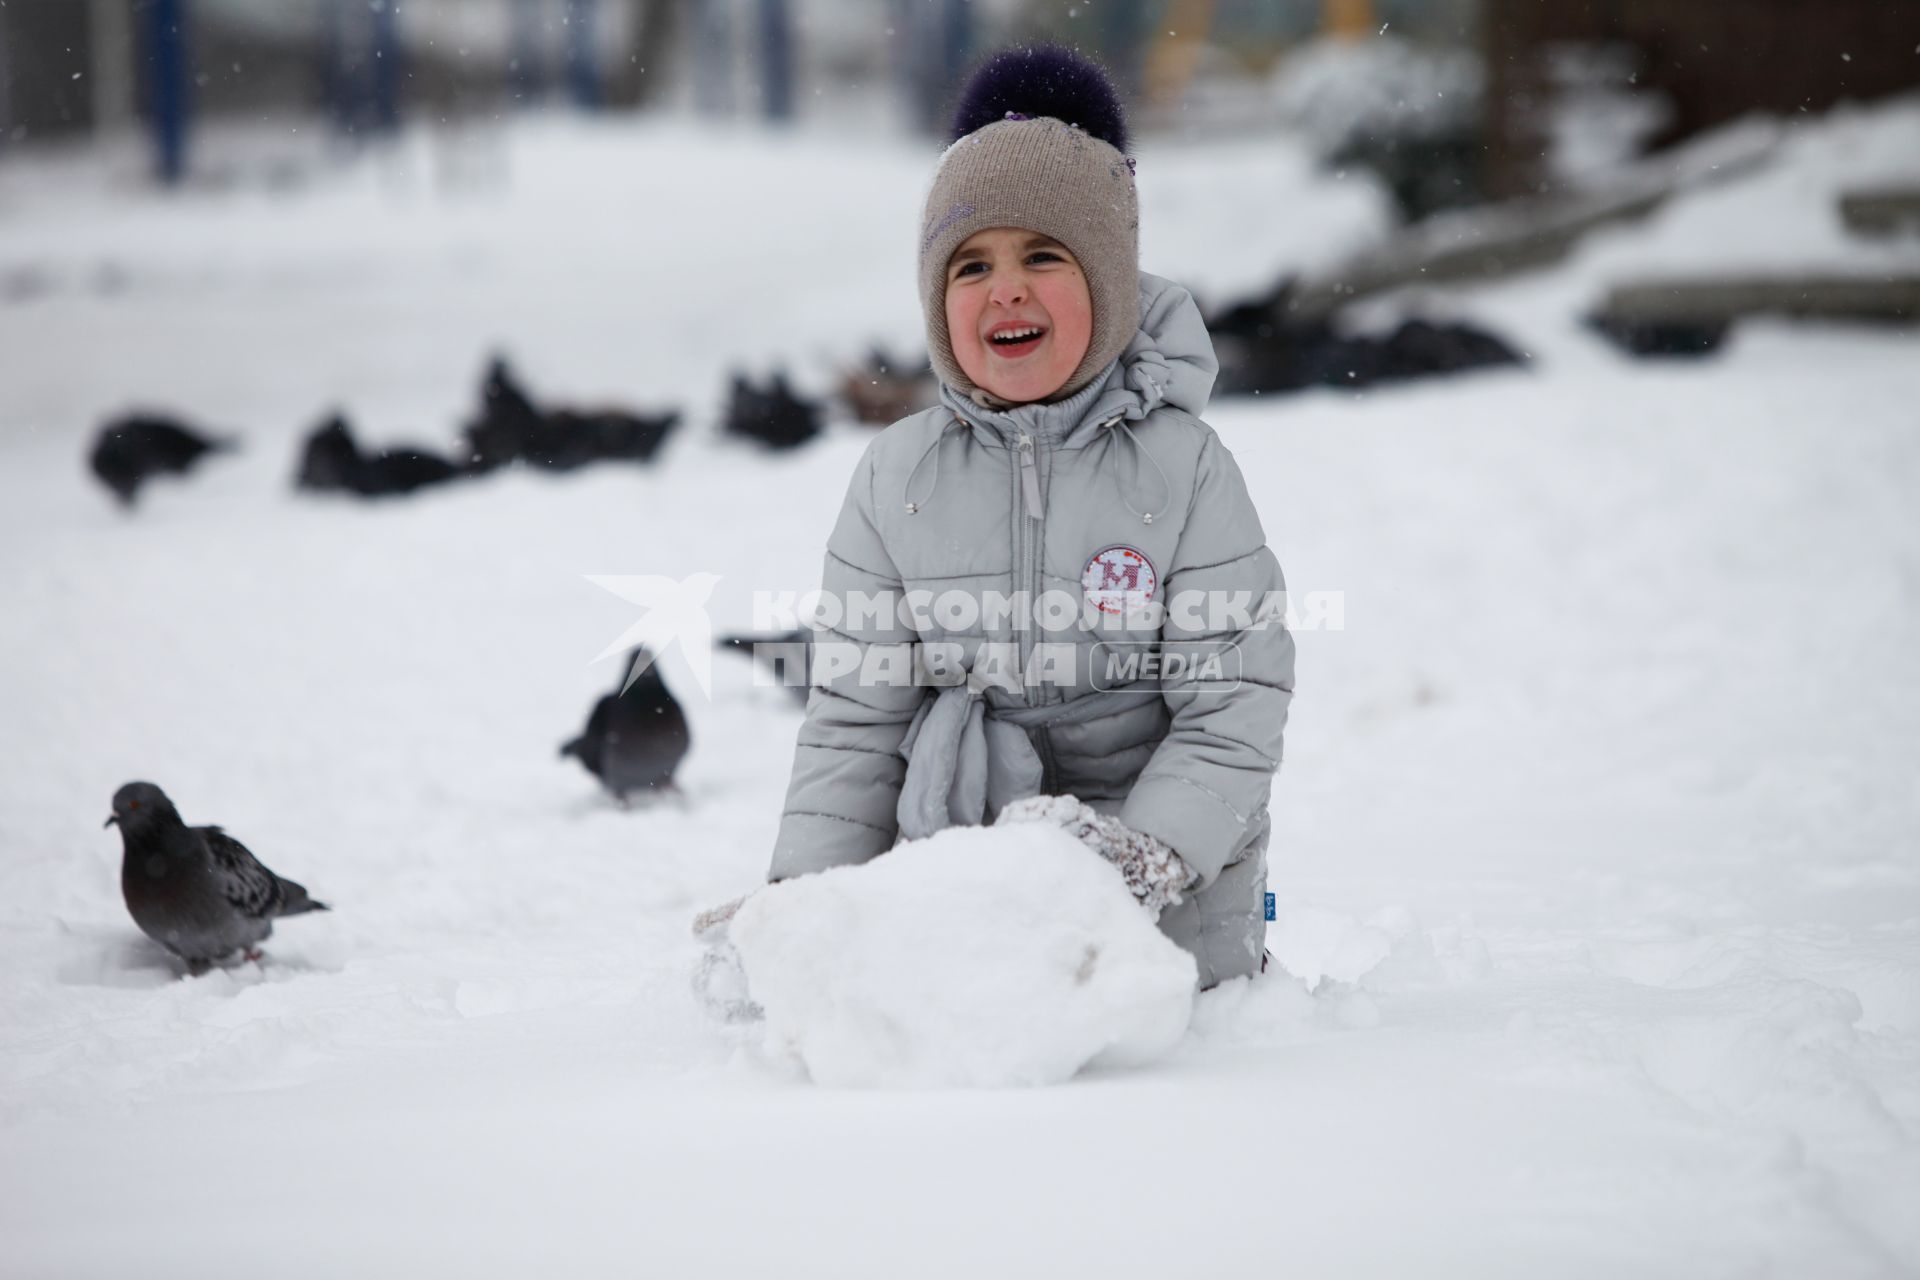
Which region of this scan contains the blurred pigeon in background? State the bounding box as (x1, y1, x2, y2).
(560, 648, 692, 805)
(106, 781, 329, 975)
(462, 357, 549, 473)
(88, 413, 235, 507)
(294, 413, 462, 498)
(462, 357, 680, 471)
(838, 346, 936, 425)
(528, 406, 682, 470)
(723, 369, 823, 450)
(1207, 277, 1522, 395)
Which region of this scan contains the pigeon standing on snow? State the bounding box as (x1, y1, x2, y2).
(294, 413, 461, 498)
(560, 648, 692, 804)
(837, 345, 936, 424)
(722, 370, 823, 450)
(88, 414, 236, 507)
(461, 357, 682, 471)
(107, 782, 329, 975)
(461, 357, 550, 473)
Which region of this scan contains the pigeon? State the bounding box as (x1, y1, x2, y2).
(1585, 313, 1728, 358)
(560, 649, 692, 804)
(461, 357, 681, 471)
(1208, 279, 1522, 396)
(89, 414, 235, 506)
(528, 407, 681, 470)
(722, 369, 823, 450)
(838, 346, 936, 425)
(106, 782, 329, 975)
(716, 630, 812, 706)
(295, 413, 462, 498)
(461, 358, 549, 473)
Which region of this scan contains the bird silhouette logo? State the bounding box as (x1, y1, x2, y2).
(585, 572, 723, 698)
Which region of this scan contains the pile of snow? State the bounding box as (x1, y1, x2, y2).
(731, 824, 1197, 1088)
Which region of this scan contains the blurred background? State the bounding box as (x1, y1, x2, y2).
(5, 0, 1917, 199)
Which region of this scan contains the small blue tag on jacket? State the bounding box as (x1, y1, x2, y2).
(1264, 892, 1276, 922)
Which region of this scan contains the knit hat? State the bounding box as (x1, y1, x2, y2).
(919, 47, 1140, 407)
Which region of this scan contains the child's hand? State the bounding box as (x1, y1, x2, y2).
(691, 894, 748, 945)
(998, 795, 1195, 919)
(691, 894, 763, 1024)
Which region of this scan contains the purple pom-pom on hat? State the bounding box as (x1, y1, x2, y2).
(949, 45, 1129, 155)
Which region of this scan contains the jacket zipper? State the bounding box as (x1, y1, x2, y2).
(1017, 432, 1045, 518)
(1017, 432, 1053, 762)
(1027, 433, 1058, 786)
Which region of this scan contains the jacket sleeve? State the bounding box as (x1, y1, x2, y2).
(768, 442, 927, 882)
(1120, 431, 1295, 887)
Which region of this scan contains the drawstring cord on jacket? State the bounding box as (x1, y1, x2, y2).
(903, 413, 1171, 526)
(903, 417, 964, 514)
(1108, 417, 1171, 525)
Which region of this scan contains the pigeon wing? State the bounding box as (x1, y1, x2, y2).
(200, 826, 286, 919)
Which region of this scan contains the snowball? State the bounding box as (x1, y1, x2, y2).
(730, 823, 1198, 1088)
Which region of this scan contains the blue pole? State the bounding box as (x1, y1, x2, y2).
(566, 0, 600, 109)
(1098, 0, 1146, 100)
(370, 0, 402, 132)
(144, 0, 190, 184)
(510, 0, 544, 105)
(757, 0, 793, 122)
(692, 0, 733, 117)
(321, 0, 350, 134)
(937, 0, 970, 109)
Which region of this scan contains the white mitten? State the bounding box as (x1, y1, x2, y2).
(690, 895, 764, 1023)
(998, 795, 1195, 920)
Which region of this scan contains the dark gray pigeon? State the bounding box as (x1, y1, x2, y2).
(559, 649, 691, 804)
(89, 414, 236, 507)
(722, 369, 823, 450)
(295, 413, 461, 498)
(107, 782, 329, 975)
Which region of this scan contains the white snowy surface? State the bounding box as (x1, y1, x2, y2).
(1570, 95, 1920, 281)
(1, 104, 1918, 1276)
(732, 823, 1196, 1088)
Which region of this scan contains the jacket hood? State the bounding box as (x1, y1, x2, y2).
(938, 272, 1218, 446)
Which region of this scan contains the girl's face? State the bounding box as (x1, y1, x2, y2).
(943, 228, 1093, 404)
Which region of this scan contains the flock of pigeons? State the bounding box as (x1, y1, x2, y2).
(86, 356, 857, 508)
(86, 273, 1529, 511)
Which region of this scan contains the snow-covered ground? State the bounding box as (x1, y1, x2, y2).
(2, 100, 1918, 1277)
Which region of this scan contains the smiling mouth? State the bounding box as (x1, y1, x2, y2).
(987, 325, 1047, 358)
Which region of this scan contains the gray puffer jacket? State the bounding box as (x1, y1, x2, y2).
(772, 273, 1294, 959)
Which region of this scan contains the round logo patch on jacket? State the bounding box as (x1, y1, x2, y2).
(1082, 545, 1158, 616)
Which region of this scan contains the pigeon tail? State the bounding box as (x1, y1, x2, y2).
(274, 878, 329, 916)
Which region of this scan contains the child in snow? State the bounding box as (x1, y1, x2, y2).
(743, 47, 1294, 990)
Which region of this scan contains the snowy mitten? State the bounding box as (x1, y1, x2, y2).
(997, 795, 1195, 920)
(690, 895, 763, 1024)
(691, 895, 746, 946)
